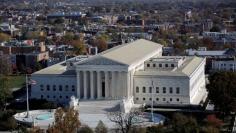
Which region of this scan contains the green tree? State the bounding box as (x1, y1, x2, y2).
(171, 113, 199, 133)
(0, 56, 11, 75)
(210, 25, 221, 32)
(146, 125, 166, 133)
(95, 120, 108, 133)
(0, 56, 12, 110)
(78, 126, 93, 133)
(206, 72, 236, 114)
(0, 76, 11, 110)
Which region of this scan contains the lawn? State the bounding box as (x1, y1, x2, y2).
(8, 75, 25, 89)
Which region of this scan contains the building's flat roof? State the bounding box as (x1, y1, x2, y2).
(33, 62, 75, 75)
(188, 50, 225, 56)
(135, 56, 205, 77)
(100, 39, 162, 65)
(33, 39, 162, 75)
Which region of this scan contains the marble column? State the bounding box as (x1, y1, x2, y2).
(105, 71, 109, 98)
(117, 71, 122, 98)
(90, 71, 94, 99)
(97, 71, 101, 99)
(76, 71, 80, 99)
(111, 71, 116, 98)
(83, 71, 87, 99)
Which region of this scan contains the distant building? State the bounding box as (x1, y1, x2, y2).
(0, 41, 48, 72)
(203, 31, 236, 45)
(187, 48, 236, 73)
(212, 58, 236, 72)
(202, 19, 213, 32)
(0, 23, 20, 36)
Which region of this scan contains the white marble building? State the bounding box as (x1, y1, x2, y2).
(31, 39, 207, 106)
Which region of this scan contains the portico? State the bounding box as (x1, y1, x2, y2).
(76, 69, 128, 100)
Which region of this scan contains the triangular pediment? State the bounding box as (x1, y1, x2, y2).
(77, 56, 127, 66)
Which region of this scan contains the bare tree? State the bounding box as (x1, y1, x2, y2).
(107, 109, 143, 133)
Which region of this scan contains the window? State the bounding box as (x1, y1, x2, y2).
(149, 98, 152, 101)
(143, 98, 146, 101)
(153, 64, 156, 67)
(142, 87, 146, 93)
(53, 85, 56, 91)
(170, 98, 172, 101)
(66, 96, 69, 99)
(156, 98, 159, 101)
(136, 87, 139, 93)
(70, 62, 73, 66)
(47, 85, 50, 91)
(169, 87, 173, 93)
(163, 98, 166, 101)
(40, 85, 44, 91)
(176, 98, 179, 101)
(149, 87, 152, 93)
(59, 96, 62, 99)
(159, 64, 162, 67)
(163, 87, 166, 93)
(47, 95, 50, 98)
(41, 95, 43, 99)
(171, 64, 175, 67)
(156, 87, 159, 93)
(72, 85, 75, 91)
(136, 97, 139, 100)
(53, 96, 56, 99)
(165, 64, 168, 67)
(147, 64, 150, 67)
(65, 85, 69, 91)
(59, 85, 62, 91)
(176, 87, 180, 94)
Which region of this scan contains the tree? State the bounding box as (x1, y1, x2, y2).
(95, 120, 108, 133)
(0, 33, 11, 42)
(95, 37, 108, 52)
(206, 72, 236, 114)
(24, 31, 41, 40)
(206, 115, 222, 128)
(202, 38, 214, 50)
(47, 107, 81, 133)
(0, 56, 12, 110)
(201, 126, 219, 133)
(62, 32, 75, 45)
(171, 113, 199, 133)
(146, 125, 166, 133)
(210, 25, 221, 32)
(107, 109, 143, 133)
(78, 126, 93, 133)
(71, 39, 86, 55)
(0, 76, 11, 110)
(0, 56, 12, 75)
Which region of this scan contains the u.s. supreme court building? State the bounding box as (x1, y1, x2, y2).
(31, 39, 207, 106)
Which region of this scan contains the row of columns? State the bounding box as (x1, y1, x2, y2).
(77, 70, 127, 100)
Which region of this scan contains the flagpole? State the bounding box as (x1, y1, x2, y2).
(26, 74, 29, 118)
